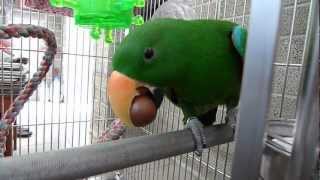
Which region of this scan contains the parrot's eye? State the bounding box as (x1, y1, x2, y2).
(144, 48, 155, 62)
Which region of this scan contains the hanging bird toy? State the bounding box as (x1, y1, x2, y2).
(49, 0, 145, 43)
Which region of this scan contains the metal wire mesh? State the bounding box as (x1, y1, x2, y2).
(118, 0, 313, 179)
(0, 0, 314, 179)
(0, 0, 100, 155)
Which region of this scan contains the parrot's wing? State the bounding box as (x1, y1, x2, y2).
(231, 25, 247, 58)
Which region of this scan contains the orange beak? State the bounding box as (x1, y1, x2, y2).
(107, 71, 157, 127)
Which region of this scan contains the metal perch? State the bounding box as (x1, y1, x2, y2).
(0, 124, 233, 180)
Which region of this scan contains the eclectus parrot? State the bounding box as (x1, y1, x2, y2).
(108, 18, 247, 155)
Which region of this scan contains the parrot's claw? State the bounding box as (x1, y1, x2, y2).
(225, 106, 239, 129)
(186, 117, 206, 156)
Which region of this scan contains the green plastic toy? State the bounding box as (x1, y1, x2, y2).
(50, 0, 145, 43)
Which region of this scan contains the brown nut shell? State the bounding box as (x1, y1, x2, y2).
(130, 95, 157, 127)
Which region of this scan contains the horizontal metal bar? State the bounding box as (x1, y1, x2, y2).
(11, 118, 112, 127)
(273, 63, 303, 67)
(7, 48, 108, 59)
(0, 124, 233, 180)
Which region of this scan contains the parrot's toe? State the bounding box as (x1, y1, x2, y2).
(186, 117, 206, 156)
(225, 106, 239, 129)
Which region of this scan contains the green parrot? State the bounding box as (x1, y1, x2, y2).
(108, 18, 247, 155)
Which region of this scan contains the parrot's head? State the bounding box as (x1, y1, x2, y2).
(113, 19, 188, 87)
(108, 19, 186, 127)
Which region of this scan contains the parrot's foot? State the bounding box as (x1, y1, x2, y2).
(186, 117, 206, 156)
(225, 106, 239, 129)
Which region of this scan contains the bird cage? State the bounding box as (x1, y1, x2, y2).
(0, 0, 318, 179)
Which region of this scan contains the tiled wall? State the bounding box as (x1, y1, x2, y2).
(270, 0, 310, 120)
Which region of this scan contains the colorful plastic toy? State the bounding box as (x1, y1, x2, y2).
(50, 0, 145, 43)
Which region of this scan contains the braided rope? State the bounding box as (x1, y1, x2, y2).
(97, 119, 126, 143)
(0, 24, 57, 157)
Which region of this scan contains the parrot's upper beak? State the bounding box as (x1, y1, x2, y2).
(107, 71, 157, 127)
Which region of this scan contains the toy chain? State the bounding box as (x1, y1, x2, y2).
(0, 24, 57, 157)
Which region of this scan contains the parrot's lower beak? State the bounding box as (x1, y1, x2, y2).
(107, 71, 158, 127)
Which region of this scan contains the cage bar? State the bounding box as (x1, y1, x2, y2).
(285, 0, 319, 178)
(231, 0, 282, 179)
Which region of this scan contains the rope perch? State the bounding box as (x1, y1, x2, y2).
(0, 24, 57, 157)
(97, 119, 126, 143)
